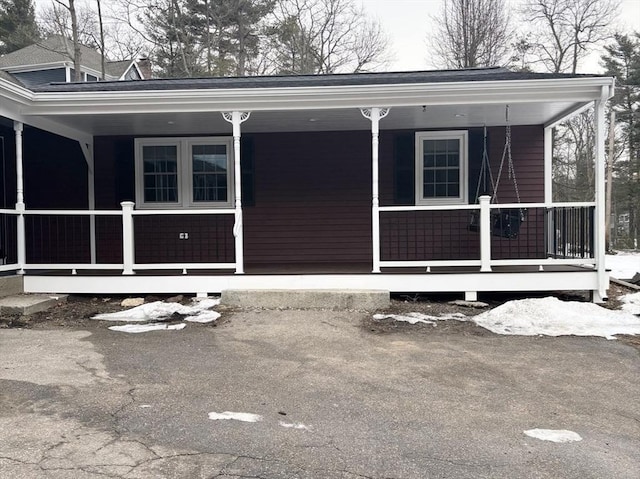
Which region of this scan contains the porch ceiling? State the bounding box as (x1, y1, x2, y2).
(23, 101, 584, 137)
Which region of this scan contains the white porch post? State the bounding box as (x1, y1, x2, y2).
(479, 195, 492, 272)
(14, 121, 25, 274)
(544, 127, 553, 203)
(361, 107, 389, 273)
(594, 88, 608, 302)
(80, 142, 96, 264)
(121, 201, 135, 275)
(222, 111, 250, 274)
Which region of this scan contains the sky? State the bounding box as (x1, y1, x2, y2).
(33, 0, 640, 74)
(363, 0, 640, 73)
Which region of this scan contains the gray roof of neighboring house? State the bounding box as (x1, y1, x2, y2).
(29, 67, 604, 93)
(0, 35, 137, 80)
(106, 59, 135, 78)
(0, 69, 22, 86)
(0, 35, 104, 71)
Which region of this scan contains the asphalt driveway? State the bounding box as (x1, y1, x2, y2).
(1, 309, 638, 478)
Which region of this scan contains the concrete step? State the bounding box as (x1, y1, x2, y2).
(221, 289, 390, 310)
(0, 275, 24, 298)
(0, 294, 68, 316)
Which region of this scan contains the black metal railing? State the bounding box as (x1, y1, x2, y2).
(547, 206, 595, 259)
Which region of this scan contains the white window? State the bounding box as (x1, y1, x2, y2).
(135, 137, 234, 208)
(415, 131, 468, 205)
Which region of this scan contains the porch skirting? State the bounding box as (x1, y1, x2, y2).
(23, 267, 601, 298)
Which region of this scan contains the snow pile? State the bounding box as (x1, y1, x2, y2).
(524, 429, 582, 443)
(208, 412, 262, 423)
(108, 323, 186, 333)
(606, 251, 640, 280)
(472, 297, 640, 339)
(620, 292, 640, 315)
(373, 312, 467, 325)
(94, 298, 221, 333)
(93, 298, 220, 323)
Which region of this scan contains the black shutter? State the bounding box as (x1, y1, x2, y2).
(393, 133, 414, 205)
(241, 136, 255, 206)
(467, 128, 486, 204)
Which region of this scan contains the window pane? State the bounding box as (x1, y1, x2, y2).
(435, 184, 447, 197)
(142, 145, 178, 203)
(191, 144, 228, 203)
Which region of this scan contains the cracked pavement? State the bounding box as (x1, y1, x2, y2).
(1, 310, 639, 478)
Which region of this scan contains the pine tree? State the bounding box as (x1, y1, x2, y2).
(602, 33, 640, 248)
(0, 0, 40, 55)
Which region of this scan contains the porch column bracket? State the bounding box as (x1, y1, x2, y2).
(361, 107, 390, 273)
(14, 121, 25, 274)
(222, 111, 251, 274)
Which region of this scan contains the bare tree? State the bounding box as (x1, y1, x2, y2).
(267, 0, 389, 74)
(430, 0, 512, 69)
(96, 0, 105, 79)
(523, 0, 619, 73)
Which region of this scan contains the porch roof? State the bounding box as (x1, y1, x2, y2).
(0, 67, 615, 143)
(29, 67, 601, 93)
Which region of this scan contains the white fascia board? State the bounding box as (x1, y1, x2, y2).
(2, 61, 69, 73)
(25, 76, 616, 116)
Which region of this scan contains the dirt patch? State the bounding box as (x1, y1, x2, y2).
(0, 294, 224, 330)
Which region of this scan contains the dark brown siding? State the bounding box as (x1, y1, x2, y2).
(244, 131, 372, 265)
(87, 126, 545, 267)
(1, 125, 89, 264)
(379, 125, 545, 261)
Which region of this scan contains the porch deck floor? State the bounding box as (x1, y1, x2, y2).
(24, 262, 594, 276)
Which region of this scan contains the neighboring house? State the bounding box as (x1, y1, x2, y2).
(0, 67, 614, 301)
(0, 35, 148, 87)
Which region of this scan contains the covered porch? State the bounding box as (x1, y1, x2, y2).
(0, 69, 613, 300)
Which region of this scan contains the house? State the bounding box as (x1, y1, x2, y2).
(0, 35, 148, 87)
(0, 67, 614, 301)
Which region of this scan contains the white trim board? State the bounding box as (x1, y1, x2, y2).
(24, 270, 602, 296)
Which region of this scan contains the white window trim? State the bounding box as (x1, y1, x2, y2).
(134, 136, 234, 209)
(415, 130, 468, 205)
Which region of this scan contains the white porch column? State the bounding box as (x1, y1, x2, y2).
(80, 142, 96, 264)
(121, 201, 135, 275)
(544, 127, 552, 203)
(222, 111, 251, 274)
(14, 121, 25, 274)
(479, 195, 492, 272)
(594, 88, 608, 302)
(360, 107, 389, 273)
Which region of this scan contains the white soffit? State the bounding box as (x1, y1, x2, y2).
(28, 102, 582, 137)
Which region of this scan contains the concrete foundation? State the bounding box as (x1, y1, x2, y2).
(221, 289, 390, 310)
(0, 275, 24, 298)
(0, 294, 68, 316)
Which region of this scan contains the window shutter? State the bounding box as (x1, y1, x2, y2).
(241, 136, 255, 206)
(467, 128, 485, 203)
(393, 133, 414, 205)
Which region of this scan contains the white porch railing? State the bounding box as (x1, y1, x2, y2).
(2, 200, 599, 277)
(7, 202, 237, 274)
(378, 197, 597, 272)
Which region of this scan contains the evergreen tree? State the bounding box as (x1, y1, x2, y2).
(602, 33, 640, 248)
(0, 0, 40, 55)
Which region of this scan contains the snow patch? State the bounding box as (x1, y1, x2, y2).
(524, 429, 582, 443)
(620, 292, 640, 315)
(373, 312, 467, 325)
(472, 297, 640, 339)
(93, 298, 221, 323)
(208, 411, 263, 423)
(606, 251, 640, 280)
(108, 323, 186, 333)
(279, 421, 311, 431)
